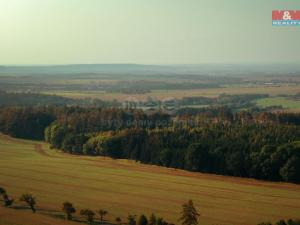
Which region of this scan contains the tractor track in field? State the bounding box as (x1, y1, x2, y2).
(34, 143, 62, 158)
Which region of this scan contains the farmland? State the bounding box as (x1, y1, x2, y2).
(255, 97, 300, 110)
(0, 206, 78, 225)
(0, 134, 300, 225)
(42, 85, 300, 101)
(1, 64, 300, 110)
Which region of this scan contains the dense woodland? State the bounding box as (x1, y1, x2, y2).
(0, 106, 300, 183)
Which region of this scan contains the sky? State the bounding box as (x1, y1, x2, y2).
(0, 0, 300, 65)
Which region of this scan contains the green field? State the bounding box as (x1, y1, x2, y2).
(0, 134, 300, 225)
(256, 97, 300, 110)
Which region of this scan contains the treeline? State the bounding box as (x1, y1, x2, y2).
(0, 107, 56, 139)
(258, 220, 300, 225)
(1, 106, 300, 183)
(45, 123, 300, 183)
(0, 107, 170, 139)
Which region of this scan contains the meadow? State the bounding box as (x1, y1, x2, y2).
(255, 97, 300, 110)
(0, 134, 300, 225)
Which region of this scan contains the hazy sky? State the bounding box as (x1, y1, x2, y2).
(1, 0, 300, 65)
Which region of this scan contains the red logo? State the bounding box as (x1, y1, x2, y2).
(272, 10, 300, 20)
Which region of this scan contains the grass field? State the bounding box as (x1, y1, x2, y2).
(0, 134, 300, 225)
(255, 97, 300, 110)
(43, 85, 300, 101)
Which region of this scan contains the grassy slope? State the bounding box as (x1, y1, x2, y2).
(0, 134, 300, 225)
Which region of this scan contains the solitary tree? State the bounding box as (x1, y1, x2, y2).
(127, 215, 137, 225)
(115, 217, 122, 225)
(276, 220, 287, 225)
(0, 187, 6, 195)
(156, 217, 167, 225)
(98, 209, 108, 223)
(62, 202, 76, 220)
(178, 200, 200, 225)
(149, 214, 157, 225)
(19, 194, 36, 213)
(0, 188, 13, 207)
(80, 209, 95, 224)
(138, 214, 148, 225)
(2, 193, 14, 207)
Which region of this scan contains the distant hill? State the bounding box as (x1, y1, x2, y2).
(0, 64, 300, 76)
(0, 64, 171, 75)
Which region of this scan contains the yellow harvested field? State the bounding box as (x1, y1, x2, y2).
(0, 134, 300, 225)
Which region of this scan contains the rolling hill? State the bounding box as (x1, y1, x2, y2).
(0, 134, 300, 225)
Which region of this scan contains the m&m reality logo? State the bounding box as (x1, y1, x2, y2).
(272, 10, 300, 26)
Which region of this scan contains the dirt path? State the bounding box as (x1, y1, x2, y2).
(34, 144, 61, 158)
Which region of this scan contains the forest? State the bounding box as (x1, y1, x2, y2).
(0, 106, 299, 183)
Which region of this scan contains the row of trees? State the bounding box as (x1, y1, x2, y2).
(63, 205, 173, 225)
(0, 188, 36, 212)
(1, 186, 299, 225)
(0, 186, 199, 225)
(258, 220, 300, 225)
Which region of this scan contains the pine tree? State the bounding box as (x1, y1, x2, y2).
(178, 200, 200, 225)
(149, 213, 156, 225)
(138, 214, 148, 225)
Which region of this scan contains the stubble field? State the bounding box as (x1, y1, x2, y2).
(0, 134, 300, 225)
